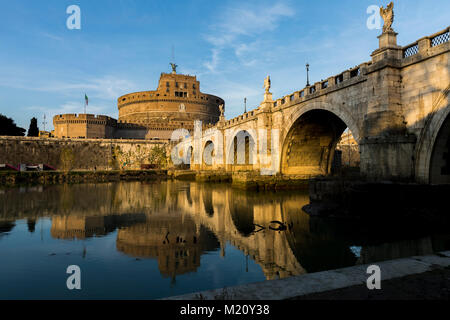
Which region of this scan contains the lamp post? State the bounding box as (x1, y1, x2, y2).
(306, 63, 310, 87)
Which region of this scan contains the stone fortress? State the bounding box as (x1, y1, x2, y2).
(52, 65, 224, 140)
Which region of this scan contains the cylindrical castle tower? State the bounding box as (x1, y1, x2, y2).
(117, 71, 224, 139)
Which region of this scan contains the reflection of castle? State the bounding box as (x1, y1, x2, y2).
(116, 220, 219, 278)
(52, 68, 224, 140)
(50, 214, 146, 240)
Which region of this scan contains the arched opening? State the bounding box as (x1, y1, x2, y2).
(335, 129, 360, 170)
(203, 141, 214, 167)
(229, 191, 255, 237)
(429, 113, 450, 184)
(228, 130, 256, 171)
(202, 189, 214, 217)
(281, 109, 358, 176)
(186, 146, 193, 169)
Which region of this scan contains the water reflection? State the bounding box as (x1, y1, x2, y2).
(0, 181, 449, 287)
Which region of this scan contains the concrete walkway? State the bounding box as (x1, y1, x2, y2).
(166, 251, 450, 300)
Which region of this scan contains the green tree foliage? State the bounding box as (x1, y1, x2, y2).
(27, 117, 39, 137)
(149, 145, 167, 168)
(0, 114, 26, 136)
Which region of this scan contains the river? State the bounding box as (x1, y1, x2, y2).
(0, 181, 448, 299)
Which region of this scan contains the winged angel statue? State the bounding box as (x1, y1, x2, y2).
(263, 76, 271, 93)
(380, 2, 394, 33)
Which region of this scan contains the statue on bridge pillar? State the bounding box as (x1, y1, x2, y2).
(373, 1, 399, 55)
(380, 2, 394, 33)
(218, 104, 226, 124)
(263, 75, 273, 103)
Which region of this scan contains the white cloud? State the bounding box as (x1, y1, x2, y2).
(40, 32, 64, 42)
(203, 1, 295, 73)
(0, 72, 136, 102)
(33, 76, 136, 101)
(204, 48, 220, 73)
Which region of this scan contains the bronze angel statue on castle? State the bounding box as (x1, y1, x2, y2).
(380, 2, 394, 33)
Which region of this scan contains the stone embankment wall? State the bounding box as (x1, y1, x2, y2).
(0, 136, 169, 171)
(0, 170, 167, 186)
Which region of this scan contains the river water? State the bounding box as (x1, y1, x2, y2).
(0, 181, 448, 299)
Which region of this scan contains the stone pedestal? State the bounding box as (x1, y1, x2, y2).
(378, 30, 398, 48)
(371, 31, 403, 62)
(264, 92, 273, 102)
(259, 92, 274, 112)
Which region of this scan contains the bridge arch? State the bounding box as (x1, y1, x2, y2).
(225, 129, 257, 170)
(185, 145, 194, 168)
(282, 101, 361, 144)
(280, 102, 361, 176)
(415, 99, 450, 184)
(202, 140, 215, 167)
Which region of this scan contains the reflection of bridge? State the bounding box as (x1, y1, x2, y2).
(0, 182, 310, 280)
(113, 182, 309, 280)
(2, 181, 447, 279)
(170, 183, 308, 280)
(177, 27, 450, 184)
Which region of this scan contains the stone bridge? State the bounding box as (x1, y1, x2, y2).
(174, 27, 450, 184)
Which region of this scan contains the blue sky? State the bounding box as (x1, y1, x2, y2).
(0, 0, 449, 131)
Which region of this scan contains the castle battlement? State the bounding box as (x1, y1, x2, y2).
(54, 114, 117, 123)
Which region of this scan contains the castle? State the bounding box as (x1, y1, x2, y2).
(53, 67, 224, 140)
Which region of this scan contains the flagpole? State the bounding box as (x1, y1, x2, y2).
(84, 94, 88, 114)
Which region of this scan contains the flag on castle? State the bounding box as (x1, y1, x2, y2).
(85, 94, 89, 106)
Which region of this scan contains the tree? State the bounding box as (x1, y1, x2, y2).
(27, 117, 39, 137)
(148, 145, 168, 168)
(0, 114, 26, 136)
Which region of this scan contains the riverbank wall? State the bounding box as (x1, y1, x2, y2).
(0, 170, 167, 186)
(0, 136, 169, 171)
(168, 170, 310, 190)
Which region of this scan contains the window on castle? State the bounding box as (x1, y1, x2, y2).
(175, 92, 187, 97)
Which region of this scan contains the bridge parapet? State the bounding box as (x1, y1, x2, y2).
(403, 27, 449, 59)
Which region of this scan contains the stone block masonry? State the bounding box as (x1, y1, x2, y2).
(0, 136, 169, 171)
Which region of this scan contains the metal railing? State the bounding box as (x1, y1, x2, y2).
(403, 43, 419, 58)
(431, 29, 449, 47)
